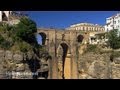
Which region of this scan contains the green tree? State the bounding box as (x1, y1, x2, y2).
(19, 41, 31, 53)
(0, 34, 4, 44)
(0, 34, 11, 50)
(16, 17, 37, 44)
(107, 29, 120, 71)
(0, 40, 11, 50)
(107, 29, 120, 49)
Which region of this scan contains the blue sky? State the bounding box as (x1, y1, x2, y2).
(28, 11, 119, 28)
(27, 11, 120, 44)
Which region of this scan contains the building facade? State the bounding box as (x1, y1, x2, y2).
(66, 23, 104, 32)
(66, 23, 105, 44)
(0, 11, 12, 22)
(104, 13, 120, 32)
(0, 11, 27, 25)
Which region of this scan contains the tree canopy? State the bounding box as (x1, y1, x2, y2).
(16, 17, 37, 44)
(107, 29, 120, 49)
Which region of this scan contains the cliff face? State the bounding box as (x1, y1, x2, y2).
(0, 50, 49, 79)
(78, 52, 120, 79)
(1, 49, 120, 79)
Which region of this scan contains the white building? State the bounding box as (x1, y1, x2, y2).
(66, 23, 105, 32)
(0, 11, 27, 25)
(66, 23, 106, 45)
(105, 13, 120, 32)
(0, 11, 12, 22)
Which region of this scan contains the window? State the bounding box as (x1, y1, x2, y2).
(81, 27, 83, 30)
(76, 27, 78, 30)
(118, 20, 120, 23)
(114, 21, 116, 24)
(111, 25, 113, 27)
(89, 27, 91, 30)
(86, 27, 88, 30)
(91, 27, 94, 31)
(84, 27, 86, 31)
(83, 27, 84, 31)
(95, 28, 97, 31)
(93, 27, 95, 31)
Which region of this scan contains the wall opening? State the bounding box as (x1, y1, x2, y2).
(77, 35, 84, 43)
(57, 43, 71, 79)
(38, 32, 46, 45)
(2, 12, 8, 21)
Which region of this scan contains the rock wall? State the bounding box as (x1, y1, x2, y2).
(1, 49, 120, 79)
(78, 52, 120, 79)
(0, 50, 49, 79)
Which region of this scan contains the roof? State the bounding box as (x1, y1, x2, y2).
(69, 23, 103, 28)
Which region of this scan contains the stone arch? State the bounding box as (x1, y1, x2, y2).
(57, 40, 70, 50)
(77, 34, 84, 43)
(60, 43, 69, 61)
(57, 42, 70, 64)
(57, 42, 72, 79)
(39, 32, 47, 45)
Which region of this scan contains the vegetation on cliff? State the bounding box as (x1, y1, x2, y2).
(107, 29, 120, 49)
(0, 17, 51, 79)
(0, 17, 42, 52)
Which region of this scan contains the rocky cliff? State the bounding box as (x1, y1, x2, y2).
(0, 50, 49, 79)
(78, 52, 120, 79)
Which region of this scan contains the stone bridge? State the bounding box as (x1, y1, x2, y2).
(37, 28, 105, 79)
(37, 28, 91, 79)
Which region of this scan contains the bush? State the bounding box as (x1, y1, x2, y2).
(113, 51, 120, 58)
(109, 51, 120, 62)
(86, 44, 100, 53)
(107, 29, 120, 49)
(0, 34, 5, 44)
(0, 40, 11, 50)
(87, 45, 97, 51)
(0, 34, 11, 50)
(19, 41, 32, 53)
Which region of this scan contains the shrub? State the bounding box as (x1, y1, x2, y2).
(107, 29, 120, 49)
(86, 45, 97, 52)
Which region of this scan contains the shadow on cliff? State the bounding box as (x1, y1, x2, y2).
(22, 55, 40, 79)
(21, 48, 52, 79)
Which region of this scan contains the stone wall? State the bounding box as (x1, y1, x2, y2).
(78, 52, 120, 79)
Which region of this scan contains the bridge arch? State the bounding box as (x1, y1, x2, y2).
(77, 34, 84, 43)
(38, 32, 47, 45)
(57, 42, 71, 79)
(60, 43, 69, 61)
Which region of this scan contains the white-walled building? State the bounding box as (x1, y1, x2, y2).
(0, 11, 27, 25)
(0, 11, 12, 22)
(66, 23, 105, 32)
(66, 23, 106, 44)
(104, 13, 120, 32)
